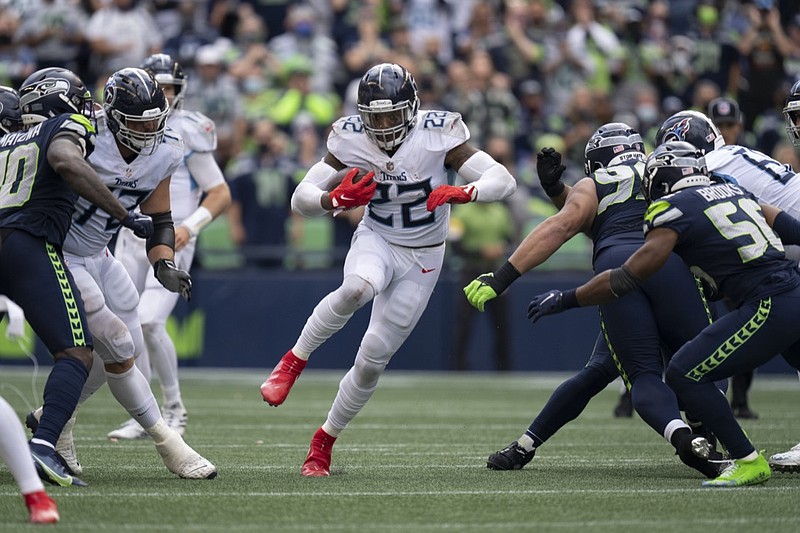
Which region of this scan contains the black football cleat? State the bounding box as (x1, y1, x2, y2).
(487, 441, 535, 470)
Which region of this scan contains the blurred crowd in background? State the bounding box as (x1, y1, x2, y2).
(2, 0, 800, 271)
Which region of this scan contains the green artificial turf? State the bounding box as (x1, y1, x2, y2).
(1, 368, 798, 532)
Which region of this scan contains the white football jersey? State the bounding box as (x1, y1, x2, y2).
(707, 145, 800, 219)
(167, 109, 219, 223)
(62, 117, 183, 256)
(327, 110, 469, 247)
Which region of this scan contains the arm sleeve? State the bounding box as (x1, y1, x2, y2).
(456, 150, 517, 202)
(772, 210, 800, 246)
(186, 151, 225, 191)
(290, 159, 339, 217)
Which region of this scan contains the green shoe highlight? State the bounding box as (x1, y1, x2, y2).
(701, 453, 771, 487)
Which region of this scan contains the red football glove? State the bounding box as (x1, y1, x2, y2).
(329, 169, 377, 209)
(426, 184, 476, 211)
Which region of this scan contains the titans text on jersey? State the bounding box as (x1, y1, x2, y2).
(62, 113, 182, 256)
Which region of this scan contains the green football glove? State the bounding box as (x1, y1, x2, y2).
(464, 274, 500, 312)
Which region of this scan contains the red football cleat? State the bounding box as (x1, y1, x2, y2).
(260, 350, 307, 406)
(24, 490, 59, 524)
(301, 427, 337, 477)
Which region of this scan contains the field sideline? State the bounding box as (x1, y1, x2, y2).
(1, 367, 799, 532)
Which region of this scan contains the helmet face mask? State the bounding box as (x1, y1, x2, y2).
(583, 122, 645, 175)
(643, 141, 710, 203)
(357, 63, 419, 152)
(783, 80, 800, 146)
(19, 67, 93, 126)
(140, 53, 186, 112)
(0, 86, 22, 134)
(655, 110, 725, 154)
(104, 68, 169, 156)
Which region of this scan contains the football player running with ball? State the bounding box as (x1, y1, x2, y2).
(109, 53, 231, 440)
(260, 63, 516, 476)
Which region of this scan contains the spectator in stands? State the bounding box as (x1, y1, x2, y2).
(246, 54, 339, 138)
(227, 118, 297, 269)
(736, 0, 792, 130)
(457, 49, 520, 150)
(341, 4, 392, 81)
(708, 96, 754, 147)
(268, 3, 340, 94)
(227, 5, 278, 97)
(85, 0, 162, 79)
(184, 43, 246, 169)
(14, 0, 88, 75)
(0, 4, 35, 87)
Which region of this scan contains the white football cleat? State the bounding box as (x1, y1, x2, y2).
(154, 428, 217, 479)
(768, 442, 800, 473)
(26, 408, 82, 476)
(161, 402, 188, 436)
(107, 418, 148, 440)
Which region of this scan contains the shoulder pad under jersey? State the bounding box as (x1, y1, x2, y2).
(416, 110, 470, 151)
(172, 110, 217, 153)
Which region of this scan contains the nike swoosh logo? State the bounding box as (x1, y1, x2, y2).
(339, 195, 353, 201)
(421, 268, 437, 274)
(540, 294, 556, 306)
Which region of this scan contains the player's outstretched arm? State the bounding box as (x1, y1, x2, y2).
(48, 135, 152, 237)
(464, 178, 597, 312)
(526, 228, 676, 323)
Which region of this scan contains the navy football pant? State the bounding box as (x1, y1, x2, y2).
(0, 229, 92, 353)
(667, 286, 800, 458)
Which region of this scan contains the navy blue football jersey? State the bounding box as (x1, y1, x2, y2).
(644, 182, 800, 305)
(0, 114, 95, 246)
(590, 158, 647, 262)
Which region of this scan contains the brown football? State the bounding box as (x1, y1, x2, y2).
(329, 167, 370, 190)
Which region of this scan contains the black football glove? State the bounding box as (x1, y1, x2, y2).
(536, 147, 566, 197)
(122, 212, 154, 239)
(154, 259, 192, 301)
(527, 290, 567, 324)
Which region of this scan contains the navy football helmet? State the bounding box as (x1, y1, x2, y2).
(584, 122, 645, 175)
(140, 53, 186, 111)
(0, 86, 22, 134)
(783, 79, 800, 146)
(357, 63, 419, 152)
(103, 67, 169, 155)
(18, 67, 93, 126)
(655, 110, 724, 154)
(643, 141, 710, 203)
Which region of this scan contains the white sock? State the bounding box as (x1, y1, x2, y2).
(0, 397, 46, 495)
(326, 367, 377, 431)
(663, 419, 691, 443)
(134, 343, 152, 383)
(105, 366, 161, 429)
(739, 451, 759, 462)
(517, 434, 535, 452)
(321, 421, 341, 438)
(144, 323, 182, 405)
(79, 354, 109, 403)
